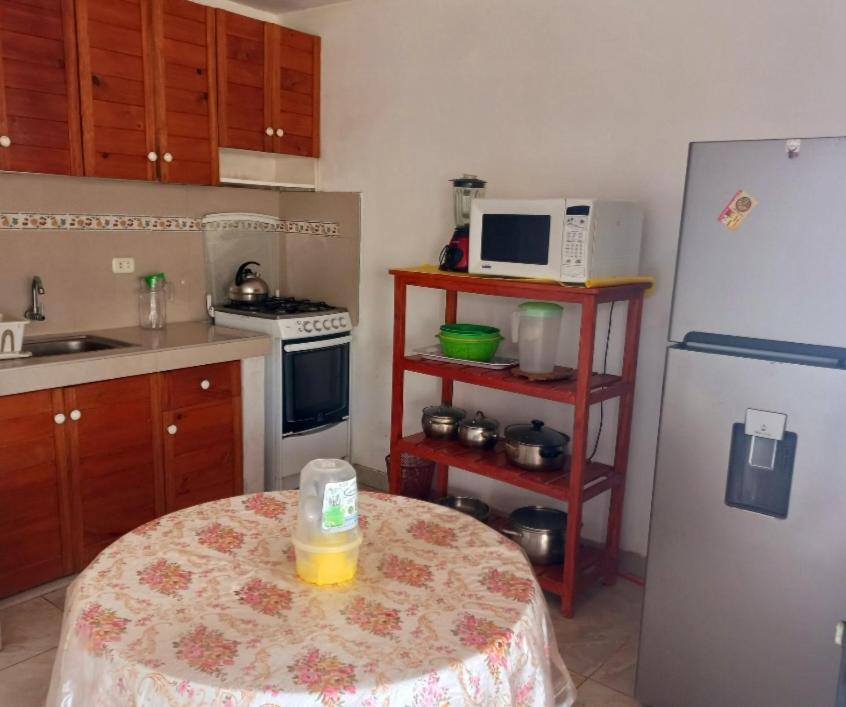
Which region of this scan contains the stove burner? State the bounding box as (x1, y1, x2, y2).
(226, 297, 333, 315)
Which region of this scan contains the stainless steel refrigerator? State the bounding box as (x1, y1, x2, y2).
(637, 137, 846, 707)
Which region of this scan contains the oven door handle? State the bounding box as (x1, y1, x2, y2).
(283, 336, 351, 353)
(286, 421, 346, 437)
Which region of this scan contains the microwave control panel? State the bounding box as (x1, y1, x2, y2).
(562, 214, 589, 278)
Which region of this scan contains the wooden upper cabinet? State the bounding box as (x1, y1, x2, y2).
(271, 24, 319, 157)
(0, 0, 83, 176)
(216, 9, 271, 153)
(64, 375, 164, 567)
(0, 389, 72, 598)
(217, 11, 320, 157)
(74, 0, 158, 180)
(151, 0, 218, 184)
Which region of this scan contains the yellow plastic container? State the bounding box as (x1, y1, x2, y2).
(292, 535, 362, 585)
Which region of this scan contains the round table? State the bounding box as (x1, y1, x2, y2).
(48, 491, 575, 706)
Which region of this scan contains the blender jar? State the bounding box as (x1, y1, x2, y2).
(451, 174, 487, 228)
(511, 301, 564, 373)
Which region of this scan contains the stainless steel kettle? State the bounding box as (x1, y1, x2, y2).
(229, 261, 269, 303)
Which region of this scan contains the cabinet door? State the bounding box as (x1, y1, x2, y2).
(164, 400, 242, 511)
(65, 375, 164, 567)
(151, 0, 218, 185)
(216, 9, 272, 152)
(0, 0, 82, 175)
(0, 389, 72, 598)
(270, 24, 319, 157)
(75, 0, 158, 180)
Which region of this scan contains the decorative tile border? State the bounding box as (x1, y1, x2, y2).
(0, 212, 340, 237)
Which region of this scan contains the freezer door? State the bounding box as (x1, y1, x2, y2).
(670, 136, 846, 347)
(637, 346, 846, 707)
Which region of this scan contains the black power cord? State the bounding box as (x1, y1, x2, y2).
(588, 301, 615, 462)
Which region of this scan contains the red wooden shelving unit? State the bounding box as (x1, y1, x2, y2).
(388, 268, 648, 617)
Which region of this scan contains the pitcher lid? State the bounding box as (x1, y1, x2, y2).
(518, 301, 563, 317)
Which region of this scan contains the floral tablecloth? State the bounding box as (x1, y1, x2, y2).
(48, 491, 576, 706)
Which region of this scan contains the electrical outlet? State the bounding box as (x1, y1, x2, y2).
(112, 257, 135, 274)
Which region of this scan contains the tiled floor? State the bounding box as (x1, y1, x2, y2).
(0, 576, 643, 706)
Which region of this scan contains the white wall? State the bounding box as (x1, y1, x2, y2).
(281, 0, 846, 556)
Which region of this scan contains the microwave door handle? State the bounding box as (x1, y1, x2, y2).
(283, 336, 352, 353)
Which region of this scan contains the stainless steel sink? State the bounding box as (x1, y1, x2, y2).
(23, 335, 134, 358)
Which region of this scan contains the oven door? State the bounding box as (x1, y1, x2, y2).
(282, 334, 350, 435)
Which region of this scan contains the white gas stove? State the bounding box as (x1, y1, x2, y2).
(213, 297, 352, 490)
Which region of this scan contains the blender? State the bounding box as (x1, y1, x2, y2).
(439, 174, 486, 272)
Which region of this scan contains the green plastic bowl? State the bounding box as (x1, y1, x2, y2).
(438, 332, 503, 362)
(440, 323, 501, 338)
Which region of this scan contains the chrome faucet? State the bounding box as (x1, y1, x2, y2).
(24, 276, 45, 321)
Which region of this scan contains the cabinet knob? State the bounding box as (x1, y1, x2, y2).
(275, 128, 284, 137)
(163, 152, 173, 163)
(167, 424, 178, 435)
(147, 151, 158, 162)
(0, 135, 10, 148)
(265, 127, 274, 136)
(69, 409, 82, 421)
(54, 413, 66, 425)
(200, 379, 211, 390)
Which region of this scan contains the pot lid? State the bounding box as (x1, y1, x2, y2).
(504, 419, 569, 447)
(450, 174, 486, 189)
(459, 410, 499, 431)
(517, 301, 563, 318)
(510, 506, 568, 532)
(422, 404, 466, 422)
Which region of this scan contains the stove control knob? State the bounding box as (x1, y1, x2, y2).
(303, 320, 313, 333)
(314, 319, 323, 331)
(330, 317, 338, 329)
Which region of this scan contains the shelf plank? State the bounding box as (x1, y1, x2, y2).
(390, 268, 650, 304)
(404, 355, 628, 404)
(395, 433, 618, 502)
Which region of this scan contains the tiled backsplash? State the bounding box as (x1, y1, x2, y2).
(0, 212, 340, 236)
(0, 173, 360, 335)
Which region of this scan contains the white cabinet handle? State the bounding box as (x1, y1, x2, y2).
(275, 128, 284, 137)
(200, 379, 211, 390)
(69, 409, 82, 421)
(0, 135, 10, 148)
(265, 127, 274, 136)
(163, 152, 173, 163)
(167, 424, 177, 435)
(54, 413, 66, 425)
(147, 151, 158, 162)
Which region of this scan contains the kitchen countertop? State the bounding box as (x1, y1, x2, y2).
(0, 321, 271, 396)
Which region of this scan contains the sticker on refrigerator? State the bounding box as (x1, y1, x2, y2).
(718, 189, 758, 231)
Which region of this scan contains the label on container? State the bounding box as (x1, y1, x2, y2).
(322, 478, 358, 533)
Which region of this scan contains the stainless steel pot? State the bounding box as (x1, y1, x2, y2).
(503, 419, 570, 471)
(422, 404, 466, 439)
(458, 410, 500, 449)
(436, 495, 490, 522)
(502, 506, 567, 565)
(228, 261, 269, 303)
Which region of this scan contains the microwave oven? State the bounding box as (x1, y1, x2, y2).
(467, 198, 643, 284)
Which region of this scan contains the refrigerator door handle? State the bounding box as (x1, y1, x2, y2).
(836, 621, 846, 707)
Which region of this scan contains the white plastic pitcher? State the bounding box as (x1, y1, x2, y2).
(511, 301, 563, 373)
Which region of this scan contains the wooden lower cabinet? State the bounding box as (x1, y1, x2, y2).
(0, 362, 243, 598)
(162, 362, 243, 511)
(0, 389, 72, 599)
(64, 375, 164, 567)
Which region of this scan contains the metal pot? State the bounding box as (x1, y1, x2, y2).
(458, 410, 500, 449)
(502, 506, 567, 565)
(503, 419, 570, 471)
(229, 261, 269, 303)
(422, 404, 466, 439)
(435, 495, 491, 522)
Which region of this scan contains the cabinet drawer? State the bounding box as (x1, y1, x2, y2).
(163, 362, 240, 410)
